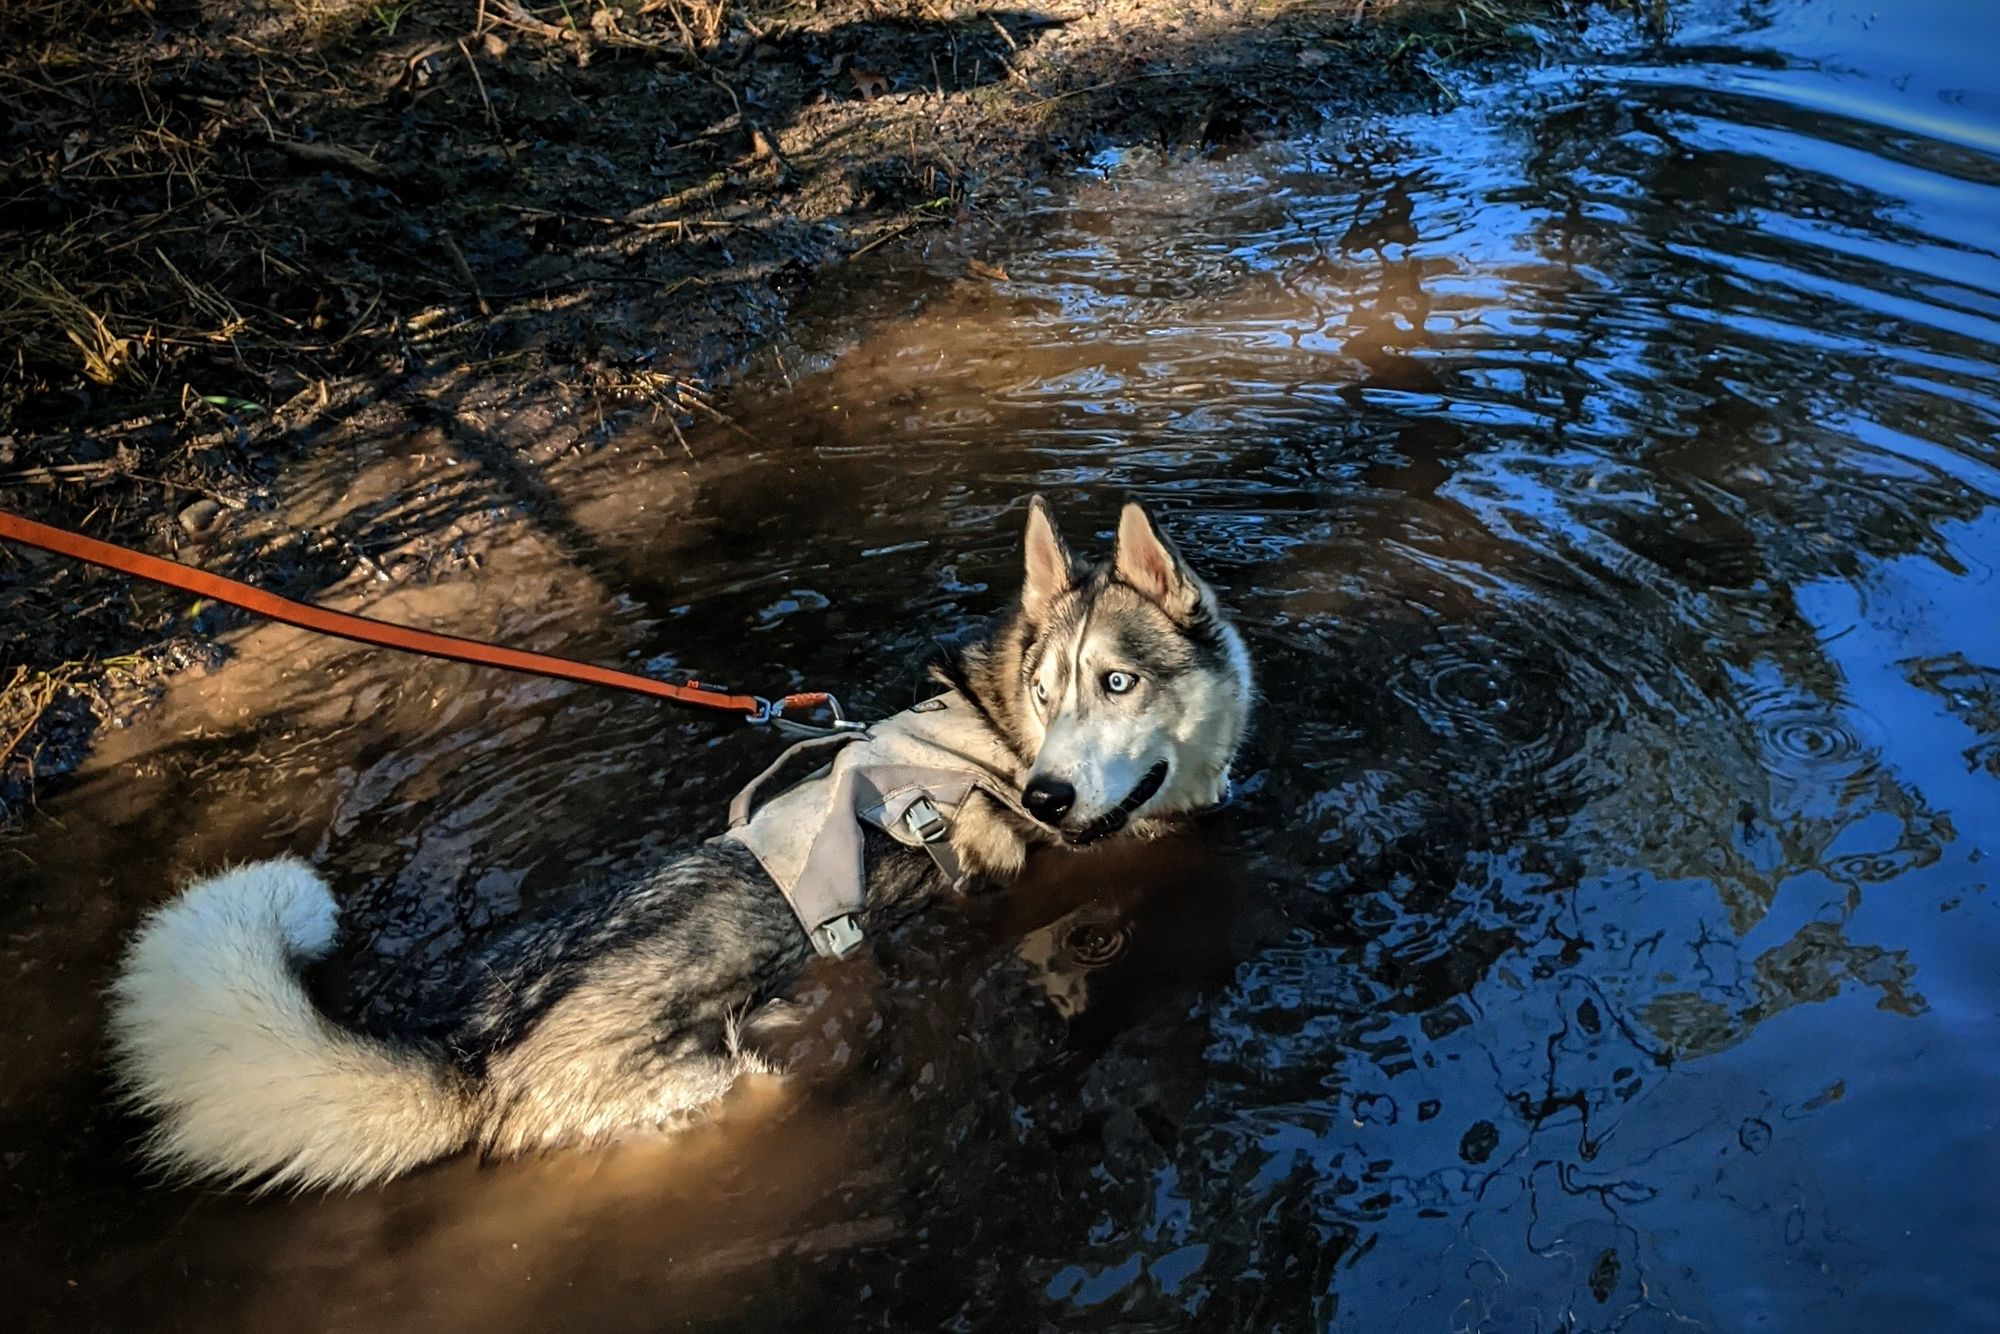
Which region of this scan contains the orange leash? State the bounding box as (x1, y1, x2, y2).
(0, 509, 837, 726)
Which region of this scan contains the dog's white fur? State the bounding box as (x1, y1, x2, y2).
(107, 858, 784, 1191)
(106, 858, 479, 1190)
(1019, 503, 1252, 830)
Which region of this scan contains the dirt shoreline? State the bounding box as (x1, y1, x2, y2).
(0, 0, 1658, 821)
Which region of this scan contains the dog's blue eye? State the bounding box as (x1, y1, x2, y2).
(1034, 679, 1049, 705)
(1104, 671, 1137, 695)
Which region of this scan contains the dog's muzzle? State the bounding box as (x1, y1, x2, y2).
(1062, 761, 1170, 847)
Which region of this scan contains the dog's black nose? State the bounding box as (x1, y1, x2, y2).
(1023, 776, 1076, 826)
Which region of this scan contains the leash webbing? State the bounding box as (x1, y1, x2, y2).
(0, 509, 832, 724)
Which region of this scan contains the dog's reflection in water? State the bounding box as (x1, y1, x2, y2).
(1018, 896, 1132, 1019)
(990, 830, 1253, 1054)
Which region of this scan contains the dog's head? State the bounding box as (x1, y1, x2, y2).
(950, 497, 1254, 845)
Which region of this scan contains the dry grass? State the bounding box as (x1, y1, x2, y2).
(1, 0, 1664, 420)
(0, 263, 136, 386)
(1272, 0, 1669, 42)
(0, 0, 742, 422)
(0, 665, 80, 778)
(647, 0, 733, 50)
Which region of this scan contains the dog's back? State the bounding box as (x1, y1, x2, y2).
(109, 845, 812, 1189)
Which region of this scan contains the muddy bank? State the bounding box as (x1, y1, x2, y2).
(0, 0, 1659, 818)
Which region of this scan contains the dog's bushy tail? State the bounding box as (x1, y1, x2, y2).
(106, 858, 480, 1192)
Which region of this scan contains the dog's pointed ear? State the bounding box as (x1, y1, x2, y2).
(1022, 495, 1075, 615)
(1114, 502, 1203, 620)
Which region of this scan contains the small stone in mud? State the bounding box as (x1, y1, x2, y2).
(177, 499, 224, 537)
(1577, 996, 1602, 1034)
(481, 32, 508, 59)
(1588, 1248, 1620, 1303)
(1352, 1092, 1397, 1126)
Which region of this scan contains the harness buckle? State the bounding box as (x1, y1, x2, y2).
(903, 796, 949, 843)
(902, 796, 970, 891)
(811, 913, 865, 958)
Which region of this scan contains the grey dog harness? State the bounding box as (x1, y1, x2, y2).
(716, 692, 1024, 959)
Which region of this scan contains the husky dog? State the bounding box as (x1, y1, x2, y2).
(106, 499, 1254, 1191)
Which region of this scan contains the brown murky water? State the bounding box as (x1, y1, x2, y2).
(7, 1, 2000, 1329)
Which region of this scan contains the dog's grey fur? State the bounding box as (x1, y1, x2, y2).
(105, 499, 1254, 1192)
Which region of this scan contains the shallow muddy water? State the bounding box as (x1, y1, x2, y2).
(6, 1, 2000, 1329)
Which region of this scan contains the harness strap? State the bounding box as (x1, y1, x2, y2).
(902, 796, 968, 890)
(727, 733, 861, 828)
(781, 792, 970, 957)
(720, 694, 1021, 961)
(799, 797, 963, 958)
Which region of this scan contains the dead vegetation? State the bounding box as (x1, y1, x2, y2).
(0, 0, 1666, 820)
(0, 0, 1657, 425)
(0, 647, 210, 825)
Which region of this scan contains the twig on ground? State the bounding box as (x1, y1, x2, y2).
(1027, 70, 1182, 110)
(0, 462, 247, 505)
(488, 1, 575, 44)
(457, 37, 509, 154)
(439, 234, 492, 316)
(847, 212, 948, 260)
(1, 674, 63, 775)
(677, 387, 760, 449)
(268, 137, 397, 181)
(662, 412, 695, 459)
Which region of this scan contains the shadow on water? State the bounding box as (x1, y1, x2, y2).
(5, 0, 2000, 1328)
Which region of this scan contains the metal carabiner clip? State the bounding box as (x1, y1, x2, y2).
(767, 693, 869, 739)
